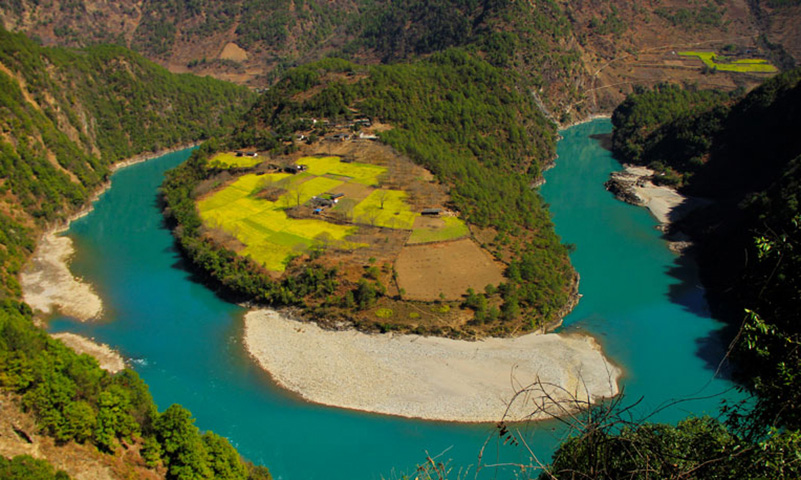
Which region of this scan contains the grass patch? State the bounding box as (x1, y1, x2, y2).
(679, 52, 778, 73)
(276, 176, 344, 206)
(353, 190, 417, 229)
(375, 308, 394, 318)
(407, 216, 469, 244)
(298, 156, 386, 186)
(208, 152, 262, 169)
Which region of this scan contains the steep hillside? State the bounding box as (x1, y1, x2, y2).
(0, 28, 265, 478)
(2, 0, 798, 119)
(611, 68, 801, 430)
(540, 65, 801, 480)
(0, 27, 255, 297)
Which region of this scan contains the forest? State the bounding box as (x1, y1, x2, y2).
(0, 28, 267, 479)
(0, 27, 255, 297)
(547, 68, 801, 478)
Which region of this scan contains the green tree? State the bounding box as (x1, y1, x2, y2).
(154, 404, 212, 480)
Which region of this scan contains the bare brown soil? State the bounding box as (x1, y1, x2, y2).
(412, 215, 443, 229)
(219, 42, 248, 62)
(395, 238, 505, 301)
(329, 182, 372, 204)
(763, 4, 801, 61)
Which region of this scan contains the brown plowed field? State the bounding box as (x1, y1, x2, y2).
(395, 238, 505, 301)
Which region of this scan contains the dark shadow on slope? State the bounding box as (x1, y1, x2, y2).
(662, 240, 739, 381)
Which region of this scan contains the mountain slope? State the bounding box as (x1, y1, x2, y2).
(0, 27, 266, 478)
(3, 0, 798, 119)
(0, 27, 255, 297)
(541, 66, 801, 480)
(610, 68, 801, 431)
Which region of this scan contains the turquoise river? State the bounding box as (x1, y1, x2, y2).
(49, 119, 738, 479)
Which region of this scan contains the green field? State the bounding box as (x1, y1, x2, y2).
(679, 52, 778, 73)
(352, 189, 417, 229)
(198, 173, 356, 271)
(298, 156, 386, 185)
(208, 152, 263, 169)
(407, 216, 470, 244)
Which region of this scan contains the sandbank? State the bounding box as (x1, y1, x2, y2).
(614, 165, 707, 226)
(244, 309, 621, 423)
(558, 113, 612, 131)
(50, 332, 126, 373)
(21, 232, 103, 321)
(20, 142, 199, 322)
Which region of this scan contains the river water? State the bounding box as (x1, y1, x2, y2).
(49, 119, 737, 479)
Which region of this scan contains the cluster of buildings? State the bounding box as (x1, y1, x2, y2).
(310, 193, 345, 214)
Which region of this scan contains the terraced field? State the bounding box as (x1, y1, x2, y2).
(679, 52, 778, 73)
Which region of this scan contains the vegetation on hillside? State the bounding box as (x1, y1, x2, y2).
(540, 69, 801, 478)
(0, 26, 255, 297)
(2, 0, 588, 117)
(0, 301, 270, 479)
(611, 83, 737, 186)
(0, 454, 71, 479)
(613, 69, 801, 427)
(0, 27, 265, 477)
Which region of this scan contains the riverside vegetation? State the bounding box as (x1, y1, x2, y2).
(0, 28, 271, 478)
(538, 68, 801, 479)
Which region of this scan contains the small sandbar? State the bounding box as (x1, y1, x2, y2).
(621, 166, 707, 225)
(244, 309, 621, 423)
(21, 232, 103, 321)
(51, 333, 126, 373)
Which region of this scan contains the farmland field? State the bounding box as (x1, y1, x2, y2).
(198, 152, 470, 273)
(198, 173, 356, 271)
(208, 152, 263, 169)
(352, 190, 417, 229)
(395, 238, 505, 301)
(298, 156, 385, 185)
(408, 216, 470, 244)
(679, 52, 777, 73)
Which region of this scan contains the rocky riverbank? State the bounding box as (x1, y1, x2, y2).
(605, 165, 706, 252)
